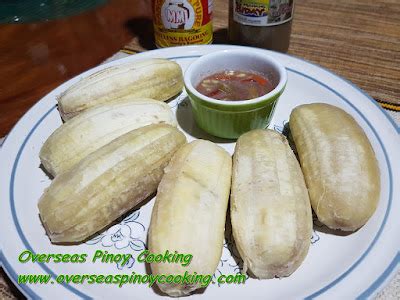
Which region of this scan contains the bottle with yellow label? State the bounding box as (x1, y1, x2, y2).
(229, 0, 294, 52)
(153, 0, 213, 48)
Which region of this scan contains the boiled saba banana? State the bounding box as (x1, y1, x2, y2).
(290, 103, 380, 231)
(58, 58, 183, 120)
(40, 98, 176, 176)
(38, 124, 186, 243)
(149, 140, 232, 296)
(231, 129, 312, 279)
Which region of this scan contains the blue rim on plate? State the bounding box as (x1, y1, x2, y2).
(1, 52, 398, 299)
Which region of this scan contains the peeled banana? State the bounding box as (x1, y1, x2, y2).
(231, 129, 312, 279)
(149, 140, 232, 297)
(40, 98, 176, 176)
(38, 124, 186, 243)
(290, 103, 380, 231)
(58, 58, 183, 120)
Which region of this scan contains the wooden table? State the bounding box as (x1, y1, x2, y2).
(0, 0, 399, 298)
(0, 0, 152, 137)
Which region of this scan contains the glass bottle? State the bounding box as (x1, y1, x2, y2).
(153, 0, 213, 48)
(229, 0, 294, 52)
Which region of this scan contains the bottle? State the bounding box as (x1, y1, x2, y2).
(152, 0, 213, 48)
(229, 0, 294, 52)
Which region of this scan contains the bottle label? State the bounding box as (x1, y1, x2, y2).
(233, 0, 293, 27)
(153, 0, 213, 47)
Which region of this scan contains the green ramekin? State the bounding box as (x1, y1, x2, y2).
(184, 49, 288, 139)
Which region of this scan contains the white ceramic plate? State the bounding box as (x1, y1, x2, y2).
(0, 45, 399, 300)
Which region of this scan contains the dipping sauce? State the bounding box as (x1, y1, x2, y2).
(196, 70, 274, 101)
